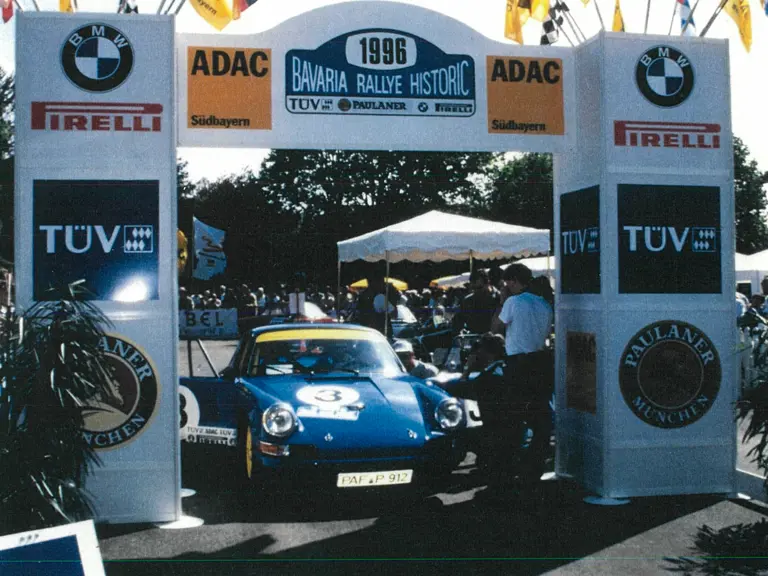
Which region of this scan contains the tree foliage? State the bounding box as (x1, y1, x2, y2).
(0, 68, 13, 263)
(734, 137, 768, 253)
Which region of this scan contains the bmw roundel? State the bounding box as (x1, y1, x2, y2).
(61, 23, 134, 93)
(635, 45, 694, 108)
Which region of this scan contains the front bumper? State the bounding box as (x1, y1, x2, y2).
(250, 434, 460, 491)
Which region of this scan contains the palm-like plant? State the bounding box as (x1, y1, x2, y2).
(737, 310, 768, 495)
(0, 282, 115, 534)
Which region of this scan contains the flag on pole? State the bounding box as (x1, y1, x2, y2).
(612, 0, 625, 31)
(123, 0, 139, 13)
(233, 0, 258, 20)
(2, 0, 12, 23)
(531, 0, 550, 21)
(504, 0, 525, 44)
(762, 0, 767, 17)
(541, 4, 565, 44)
(581, 0, 589, 5)
(724, 0, 752, 51)
(192, 217, 227, 280)
(59, 0, 74, 12)
(677, 0, 696, 35)
(189, 0, 233, 31)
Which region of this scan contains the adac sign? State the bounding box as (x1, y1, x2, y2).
(82, 334, 160, 450)
(619, 320, 720, 429)
(187, 47, 272, 130)
(486, 56, 564, 135)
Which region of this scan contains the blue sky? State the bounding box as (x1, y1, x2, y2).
(1, 0, 766, 182)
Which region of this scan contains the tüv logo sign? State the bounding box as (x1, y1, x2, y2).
(38, 225, 154, 254)
(561, 227, 599, 256)
(622, 226, 716, 253)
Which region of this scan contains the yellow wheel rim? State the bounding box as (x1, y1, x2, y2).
(245, 426, 253, 479)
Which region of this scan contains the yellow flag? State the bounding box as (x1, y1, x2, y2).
(581, 0, 590, 5)
(189, 0, 233, 31)
(724, 0, 752, 52)
(531, 0, 550, 21)
(59, 0, 73, 12)
(504, 0, 525, 44)
(612, 0, 625, 32)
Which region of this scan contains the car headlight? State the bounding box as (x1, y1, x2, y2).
(435, 398, 464, 430)
(262, 403, 297, 438)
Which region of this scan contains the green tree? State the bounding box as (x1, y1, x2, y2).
(0, 68, 14, 263)
(177, 159, 196, 200)
(483, 152, 554, 235)
(734, 137, 768, 254)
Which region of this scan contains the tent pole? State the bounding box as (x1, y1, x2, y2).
(469, 250, 474, 277)
(337, 259, 342, 321)
(384, 252, 390, 339)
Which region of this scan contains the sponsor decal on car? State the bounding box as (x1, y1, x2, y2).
(255, 328, 381, 342)
(31, 102, 162, 132)
(619, 320, 720, 429)
(81, 334, 160, 450)
(614, 120, 720, 149)
(635, 45, 694, 108)
(61, 23, 134, 93)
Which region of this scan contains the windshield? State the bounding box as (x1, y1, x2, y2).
(247, 328, 404, 376)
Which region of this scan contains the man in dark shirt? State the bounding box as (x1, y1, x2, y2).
(452, 269, 500, 334)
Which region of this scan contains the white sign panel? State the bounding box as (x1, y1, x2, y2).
(0, 520, 105, 576)
(15, 13, 179, 523)
(179, 308, 238, 339)
(177, 1, 574, 152)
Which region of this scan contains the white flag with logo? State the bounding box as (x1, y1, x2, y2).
(193, 217, 227, 280)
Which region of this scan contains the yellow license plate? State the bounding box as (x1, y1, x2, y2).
(336, 469, 413, 488)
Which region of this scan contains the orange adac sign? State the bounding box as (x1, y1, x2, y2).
(187, 47, 272, 130)
(486, 56, 564, 136)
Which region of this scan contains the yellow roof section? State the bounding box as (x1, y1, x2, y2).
(255, 328, 381, 343)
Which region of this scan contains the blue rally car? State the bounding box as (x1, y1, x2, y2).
(179, 324, 467, 493)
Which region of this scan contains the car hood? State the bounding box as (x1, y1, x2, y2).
(245, 373, 437, 449)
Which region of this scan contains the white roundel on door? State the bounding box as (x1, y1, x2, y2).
(296, 385, 360, 408)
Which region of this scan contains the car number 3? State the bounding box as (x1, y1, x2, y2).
(314, 389, 343, 403)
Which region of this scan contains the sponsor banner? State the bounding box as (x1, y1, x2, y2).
(31, 102, 163, 133)
(182, 426, 236, 446)
(614, 120, 720, 149)
(187, 47, 272, 130)
(560, 185, 600, 294)
(486, 56, 564, 135)
(179, 308, 238, 339)
(566, 332, 596, 414)
(285, 30, 476, 117)
(0, 521, 105, 576)
(618, 184, 721, 294)
(81, 333, 161, 451)
(33, 180, 159, 302)
(61, 23, 135, 94)
(619, 320, 721, 429)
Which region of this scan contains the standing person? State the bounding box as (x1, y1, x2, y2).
(491, 263, 554, 484)
(452, 269, 501, 334)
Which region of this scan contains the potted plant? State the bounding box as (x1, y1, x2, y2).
(0, 282, 115, 534)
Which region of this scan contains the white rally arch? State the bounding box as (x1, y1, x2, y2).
(15, 1, 737, 522)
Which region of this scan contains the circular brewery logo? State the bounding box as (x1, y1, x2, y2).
(61, 23, 134, 93)
(337, 98, 352, 112)
(81, 334, 160, 450)
(635, 45, 694, 108)
(619, 320, 720, 429)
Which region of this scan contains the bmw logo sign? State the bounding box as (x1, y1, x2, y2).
(61, 23, 134, 93)
(635, 46, 694, 108)
(418, 102, 429, 113)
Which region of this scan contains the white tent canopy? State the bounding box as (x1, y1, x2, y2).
(736, 251, 768, 294)
(431, 256, 555, 289)
(337, 210, 550, 263)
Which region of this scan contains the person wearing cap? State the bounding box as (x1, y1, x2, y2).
(393, 340, 439, 379)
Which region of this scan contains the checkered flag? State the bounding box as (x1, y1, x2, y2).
(541, 3, 566, 45)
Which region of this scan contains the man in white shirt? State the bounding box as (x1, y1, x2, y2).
(493, 265, 553, 356)
(490, 263, 554, 485)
